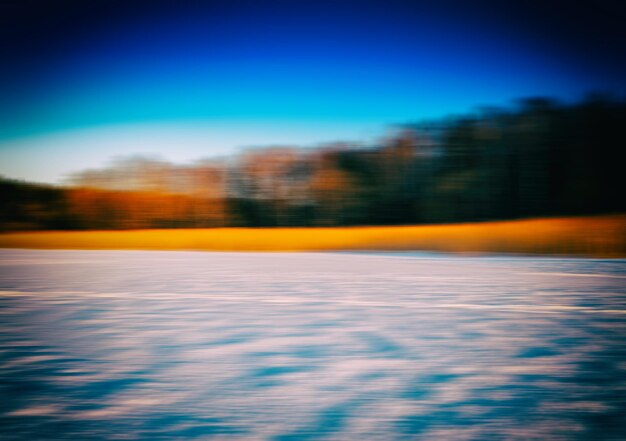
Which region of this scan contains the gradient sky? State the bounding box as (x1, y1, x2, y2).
(1, 0, 625, 183)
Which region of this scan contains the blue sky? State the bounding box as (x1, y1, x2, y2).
(0, 0, 624, 183)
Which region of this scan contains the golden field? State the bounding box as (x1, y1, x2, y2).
(1, 215, 625, 257)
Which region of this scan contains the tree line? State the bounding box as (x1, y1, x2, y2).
(1, 94, 624, 231)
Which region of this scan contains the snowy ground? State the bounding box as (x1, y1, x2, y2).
(1, 250, 625, 440)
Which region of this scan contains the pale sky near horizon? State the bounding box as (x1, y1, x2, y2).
(0, 119, 389, 184)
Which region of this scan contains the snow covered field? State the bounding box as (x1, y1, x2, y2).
(1, 250, 625, 440)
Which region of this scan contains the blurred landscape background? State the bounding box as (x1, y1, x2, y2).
(1, 0, 625, 241)
(1, 95, 625, 231)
